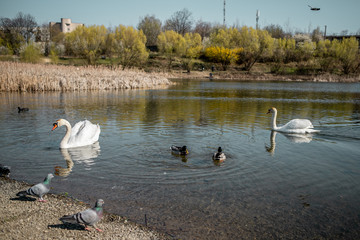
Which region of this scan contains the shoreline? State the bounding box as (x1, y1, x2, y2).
(0, 61, 359, 93)
(168, 70, 360, 83)
(0, 177, 169, 240)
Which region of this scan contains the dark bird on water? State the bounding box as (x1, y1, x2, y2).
(171, 145, 189, 155)
(0, 164, 11, 177)
(212, 147, 226, 161)
(18, 107, 29, 113)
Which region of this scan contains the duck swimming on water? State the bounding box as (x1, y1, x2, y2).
(213, 147, 226, 161)
(170, 145, 189, 155)
(18, 107, 29, 113)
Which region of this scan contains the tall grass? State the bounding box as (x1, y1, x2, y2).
(0, 62, 174, 92)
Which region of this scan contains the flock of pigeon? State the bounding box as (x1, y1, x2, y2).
(15, 173, 104, 231)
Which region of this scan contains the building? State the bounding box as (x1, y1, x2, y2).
(49, 18, 84, 36)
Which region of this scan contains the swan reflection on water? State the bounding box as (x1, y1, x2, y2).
(265, 131, 313, 155)
(54, 142, 101, 176)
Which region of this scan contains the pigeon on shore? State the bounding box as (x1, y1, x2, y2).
(16, 173, 54, 202)
(60, 199, 104, 232)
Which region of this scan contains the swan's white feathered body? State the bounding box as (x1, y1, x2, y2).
(52, 119, 100, 148)
(267, 107, 319, 134)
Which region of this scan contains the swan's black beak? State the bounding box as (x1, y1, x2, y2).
(266, 109, 271, 114)
(52, 123, 58, 131)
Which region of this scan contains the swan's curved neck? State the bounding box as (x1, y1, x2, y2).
(271, 110, 278, 130)
(60, 120, 72, 148)
(266, 131, 277, 155)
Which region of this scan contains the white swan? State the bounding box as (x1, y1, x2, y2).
(52, 119, 101, 148)
(267, 107, 319, 133)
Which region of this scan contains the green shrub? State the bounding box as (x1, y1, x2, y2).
(49, 49, 59, 64)
(20, 43, 42, 63)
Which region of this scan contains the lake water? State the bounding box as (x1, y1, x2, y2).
(1, 80, 360, 239)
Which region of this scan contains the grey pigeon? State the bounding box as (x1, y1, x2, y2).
(60, 199, 104, 232)
(16, 173, 54, 202)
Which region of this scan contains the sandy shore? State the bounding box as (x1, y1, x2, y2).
(0, 177, 169, 240)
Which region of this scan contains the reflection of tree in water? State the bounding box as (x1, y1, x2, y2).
(54, 142, 101, 176)
(265, 131, 313, 155)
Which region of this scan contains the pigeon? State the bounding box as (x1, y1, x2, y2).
(18, 107, 29, 113)
(212, 147, 226, 161)
(16, 173, 54, 202)
(60, 199, 104, 232)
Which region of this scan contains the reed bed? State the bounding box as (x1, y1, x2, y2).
(0, 62, 174, 92)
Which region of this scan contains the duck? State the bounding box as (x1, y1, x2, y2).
(0, 164, 11, 177)
(18, 107, 29, 113)
(267, 107, 319, 134)
(52, 119, 101, 149)
(212, 147, 226, 161)
(170, 145, 189, 155)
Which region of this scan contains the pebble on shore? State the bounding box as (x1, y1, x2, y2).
(0, 177, 168, 240)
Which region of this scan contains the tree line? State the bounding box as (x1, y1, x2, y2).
(1, 10, 359, 74)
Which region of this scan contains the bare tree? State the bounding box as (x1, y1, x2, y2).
(340, 29, 349, 36)
(137, 15, 162, 47)
(0, 12, 37, 54)
(311, 27, 323, 42)
(34, 23, 51, 56)
(163, 8, 193, 35)
(12, 12, 38, 42)
(263, 24, 286, 39)
(193, 20, 212, 39)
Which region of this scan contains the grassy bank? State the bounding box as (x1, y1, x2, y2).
(0, 62, 174, 92)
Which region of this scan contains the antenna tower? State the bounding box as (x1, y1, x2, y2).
(256, 10, 260, 29)
(223, 0, 226, 26)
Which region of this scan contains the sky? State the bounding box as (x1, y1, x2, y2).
(1, 0, 359, 35)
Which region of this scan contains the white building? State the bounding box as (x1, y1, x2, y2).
(49, 18, 84, 34)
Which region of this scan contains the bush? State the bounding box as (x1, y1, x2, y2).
(49, 49, 59, 64)
(0, 46, 12, 55)
(20, 42, 42, 63)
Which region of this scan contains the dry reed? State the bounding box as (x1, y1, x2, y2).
(0, 62, 174, 92)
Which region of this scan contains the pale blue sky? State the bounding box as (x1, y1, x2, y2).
(1, 0, 359, 35)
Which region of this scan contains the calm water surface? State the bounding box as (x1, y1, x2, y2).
(1, 80, 360, 239)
